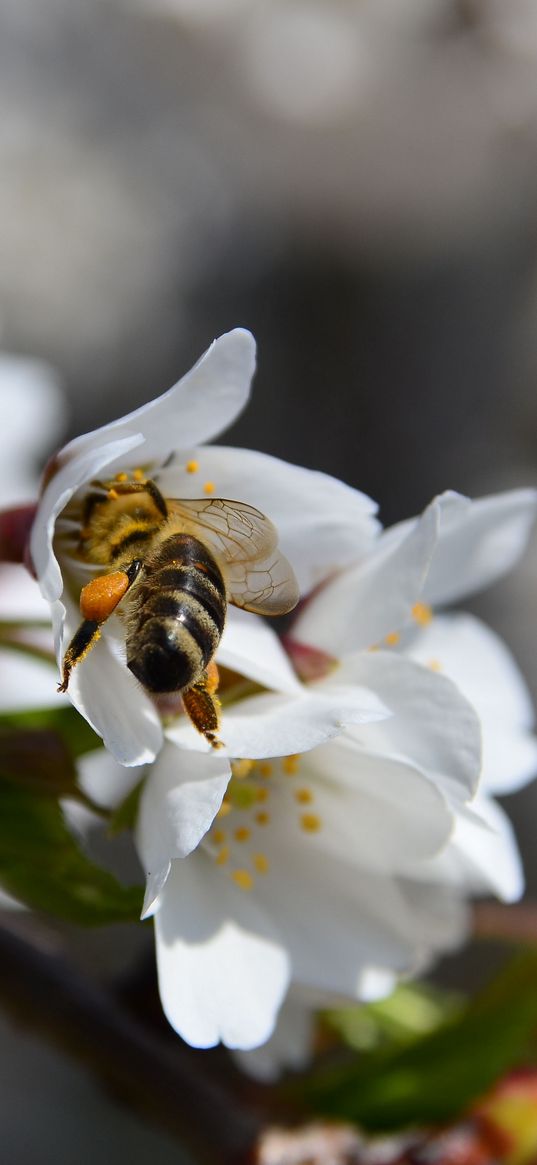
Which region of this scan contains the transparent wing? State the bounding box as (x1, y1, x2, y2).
(225, 551, 300, 616)
(166, 497, 299, 616)
(166, 497, 279, 563)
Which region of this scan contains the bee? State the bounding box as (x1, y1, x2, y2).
(58, 475, 299, 747)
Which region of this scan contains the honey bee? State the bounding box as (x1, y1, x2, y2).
(58, 476, 299, 747)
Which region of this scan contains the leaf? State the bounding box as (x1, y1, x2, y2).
(0, 725, 143, 924)
(301, 952, 537, 1131)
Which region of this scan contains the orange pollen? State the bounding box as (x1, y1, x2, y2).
(234, 827, 251, 843)
(186, 460, 199, 474)
(253, 853, 269, 875)
(301, 813, 321, 833)
(255, 811, 270, 826)
(233, 869, 254, 891)
(384, 631, 400, 646)
(295, 788, 314, 805)
(412, 601, 433, 626)
(203, 481, 215, 494)
(107, 488, 119, 500)
(79, 571, 130, 622)
(115, 472, 128, 482)
(133, 468, 145, 481)
(283, 755, 300, 776)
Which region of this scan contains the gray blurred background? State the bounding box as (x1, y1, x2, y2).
(2, 0, 537, 1158)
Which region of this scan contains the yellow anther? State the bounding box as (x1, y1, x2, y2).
(233, 869, 254, 891)
(234, 827, 251, 843)
(283, 755, 300, 776)
(256, 787, 269, 803)
(412, 601, 433, 626)
(217, 799, 232, 818)
(212, 828, 226, 846)
(231, 759, 254, 780)
(107, 488, 119, 500)
(253, 853, 269, 875)
(255, 810, 270, 826)
(133, 468, 145, 482)
(186, 460, 199, 474)
(215, 846, 230, 866)
(259, 762, 273, 778)
(295, 787, 314, 805)
(428, 659, 442, 672)
(300, 813, 321, 833)
(115, 472, 128, 482)
(203, 481, 215, 495)
(384, 631, 400, 647)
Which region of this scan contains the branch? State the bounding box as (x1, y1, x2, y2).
(0, 920, 261, 1165)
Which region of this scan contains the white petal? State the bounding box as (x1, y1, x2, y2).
(77, 749, 143, 811)
(136, 746, 231, 917)
(31, 434, 142, 602)
(218, 607, 301, 695)
(58, 606, 163, 766)
(166, 684, 388, 758)
(0, 564, 53, 621)
(427, 796, 524, 903)
(293, 497, 439, 655)
(254, 848, 440, 996)
(385, 489, 537, 608)
(0, 650, 63, 711)
(30, 330, 255, 602)
(158, 446, 379, 593)
(155, 852, 290, 1049)
(406, 613, 537, 795)
(234, 991, 314, 1081)
(333, 651, 482, 800)
(0, 354, 64, 504)
(301, 741, 454, 870)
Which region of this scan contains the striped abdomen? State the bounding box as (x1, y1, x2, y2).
(126, 533, 226, 693)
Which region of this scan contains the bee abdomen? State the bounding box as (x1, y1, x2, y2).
(126, 535, 226, 694)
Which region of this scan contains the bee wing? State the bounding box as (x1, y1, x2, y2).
(166, 497, 299, 616)
(225, 551, 300, 616)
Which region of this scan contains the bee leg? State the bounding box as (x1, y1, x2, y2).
(58, 559, 143, 693)
(182, 669, 223, 749)
(58, 620, 101, 692)
(101, 478, 168, 518)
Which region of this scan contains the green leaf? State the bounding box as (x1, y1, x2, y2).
(300, 952, 537, 1131)
(0, 725, 143, 924)
(0, 706, 102, 758)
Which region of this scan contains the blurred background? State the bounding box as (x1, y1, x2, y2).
(1, 0, 537, 1158)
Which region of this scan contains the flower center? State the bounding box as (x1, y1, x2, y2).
(204, 754, 322, 891)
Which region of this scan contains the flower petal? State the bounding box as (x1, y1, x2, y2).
(154, 851, 290, 1049)
(406, 613, 537, 795)
(30, 330, 256, 602)
(55, 598, 163, 766)
(136, 745, 231, 917)
(331, 650, 482, 800)
(418, 796, 525, 903)
(384, 490, 537, 608)
(301, 740, 454, 869)
(158, 446, 379, 593)
(234, 990, 314, 1081)
(218, 607, 301, 695)
(31, 434, 143, 602)
(77, 749, 143, 811)
(166, 684, 388, 758)
(293, 497, 439, 655)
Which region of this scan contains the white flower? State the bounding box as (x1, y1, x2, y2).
(29, 329, 380, 767)
(114, 487, 537, 1054)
